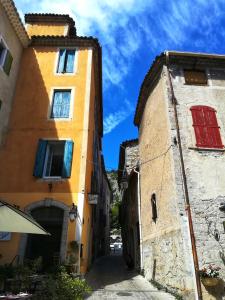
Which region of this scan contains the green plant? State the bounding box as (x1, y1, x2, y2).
(33, 267, 91, 300)
(199, 265, 220, 278)
(70, 240, 79, 252)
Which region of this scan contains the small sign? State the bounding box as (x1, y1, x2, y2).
(88, 194, 98, 205)
(0, 232, 11, 241)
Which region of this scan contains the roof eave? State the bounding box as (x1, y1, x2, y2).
(1, 0, 30, 47)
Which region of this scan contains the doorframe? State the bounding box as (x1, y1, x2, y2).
(18, 198, 70, 263)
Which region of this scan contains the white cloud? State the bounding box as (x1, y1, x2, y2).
(103, 99, 134, 134)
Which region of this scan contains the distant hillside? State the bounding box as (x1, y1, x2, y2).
(107, 170, 120, 205)
(107, 170, 121, 233)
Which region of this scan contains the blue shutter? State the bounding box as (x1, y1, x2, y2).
(66, 50, 75, 73)
(57, 49, 66, 73)
(33, 140, 48, 177)
(62, 140, 73, 178)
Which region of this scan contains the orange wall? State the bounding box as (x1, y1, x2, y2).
(0, 24, 97, 271)
(27, 23, 67, 37)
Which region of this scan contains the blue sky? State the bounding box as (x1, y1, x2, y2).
(15, 0, 225, 170)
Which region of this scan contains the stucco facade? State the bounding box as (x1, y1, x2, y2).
(0, 12, 103, 275)
(0, 0, 29, 146)
(134, 52, 225, 299)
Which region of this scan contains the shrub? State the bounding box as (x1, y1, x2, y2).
(33, 267, 91, 300)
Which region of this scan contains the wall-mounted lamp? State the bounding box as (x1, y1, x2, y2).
(69, 204, 78, 221)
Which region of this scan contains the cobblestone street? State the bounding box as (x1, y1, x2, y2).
(85, 254, 175, 300)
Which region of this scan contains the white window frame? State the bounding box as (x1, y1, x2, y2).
(42, 140, 65, 179)
(54, 48, 78, 76)
(0, 35, 8, 69)
(48, 87, 75, 121)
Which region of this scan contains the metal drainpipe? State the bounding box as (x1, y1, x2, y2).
(165, 51, 203, 300)
(133, 168, 143, 273)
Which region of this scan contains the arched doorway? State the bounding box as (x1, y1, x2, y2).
(25, 206, 64, 269)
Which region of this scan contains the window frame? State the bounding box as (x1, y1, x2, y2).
(54, 48, 78, 76)
(183, 69, 208, 86)
(42, 140, 65, 179)
(33, 138, 74, 180)
(48, 87, 75, 121)
(0, 35, 8, 69)
(190, 105, 224, 149)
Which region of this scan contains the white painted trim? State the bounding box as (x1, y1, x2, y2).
(54, 48, 79, 76)
(63, 25, 69, 36)
(0, 35, 8, 69)
(77, 49, 93, 272)
(78, 49, 93, 193)
(48, 87, 75, 121)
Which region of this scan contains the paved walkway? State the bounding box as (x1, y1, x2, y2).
(85, 255, 175, 300)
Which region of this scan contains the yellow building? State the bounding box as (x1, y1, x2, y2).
(0, 13, 103, 274)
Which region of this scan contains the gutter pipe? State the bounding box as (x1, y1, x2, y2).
(133, 168, 143, 273)
(165, 51, 202, 300)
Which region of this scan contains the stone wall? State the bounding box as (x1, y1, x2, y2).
(139, 72, 196, 298)
(125, 143, 139, 175)
(0, 3, 23, 145)
(169, 65, 225, 299)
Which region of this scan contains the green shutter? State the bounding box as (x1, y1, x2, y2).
(62, 140, 73, 178)
(3, 50, 13, 76)
(33, 140, 48, 177)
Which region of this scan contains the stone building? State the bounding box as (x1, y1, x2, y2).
(134, 51, 225, 299)
(118, 139, 141, 271)
(0, 0, 29, 145)
(90, 155, 112, 260)
(0, 7, 106, 275)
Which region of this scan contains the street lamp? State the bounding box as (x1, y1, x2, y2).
(69, 204, 77, 221)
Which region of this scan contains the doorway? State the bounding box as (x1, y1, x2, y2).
(25, 206, 64, 269)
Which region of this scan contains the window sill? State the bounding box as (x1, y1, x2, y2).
(54, 72, 78, 76)
(39, 177, 67, 182)
(184, 83, 208, 86)
(188, 146, 225, 152)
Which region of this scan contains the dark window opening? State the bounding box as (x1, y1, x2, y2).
(44, 142, 65, 177)
(184, 69, 207, 85)
(151, 193, 157, 222)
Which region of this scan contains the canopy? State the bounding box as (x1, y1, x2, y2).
(0, 200, 49, 235)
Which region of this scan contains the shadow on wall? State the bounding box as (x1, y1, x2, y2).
(0, 46, 74, 267)
(202, 279, 225, 300)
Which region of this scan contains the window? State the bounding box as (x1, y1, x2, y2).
(51, 90, 71, 119)
(57, 49, 75, 73)
(0, 99, 2, 111)
(0, 37, 13, 76)
(191, 105, 223, 149)
(151, 193, 157, 222)
(184, 70, 207, 85)
(33, 139, 74, 178)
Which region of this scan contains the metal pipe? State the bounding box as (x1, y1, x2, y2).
(165, 51, 203, 300)
(133, 168, 143, 273)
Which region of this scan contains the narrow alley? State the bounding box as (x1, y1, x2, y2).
(85, 254, 175, 300)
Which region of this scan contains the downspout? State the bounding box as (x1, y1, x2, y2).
(133, 168, 143, 273)
(165, 51, 202, 300)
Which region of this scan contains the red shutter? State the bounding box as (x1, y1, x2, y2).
(191, 106, 223, 149)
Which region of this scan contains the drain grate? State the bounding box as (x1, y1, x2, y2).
(117, 292, 133, 296)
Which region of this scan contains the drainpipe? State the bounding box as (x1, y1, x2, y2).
(133, 168, 143, 273)
(165, 51, 202, 300)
